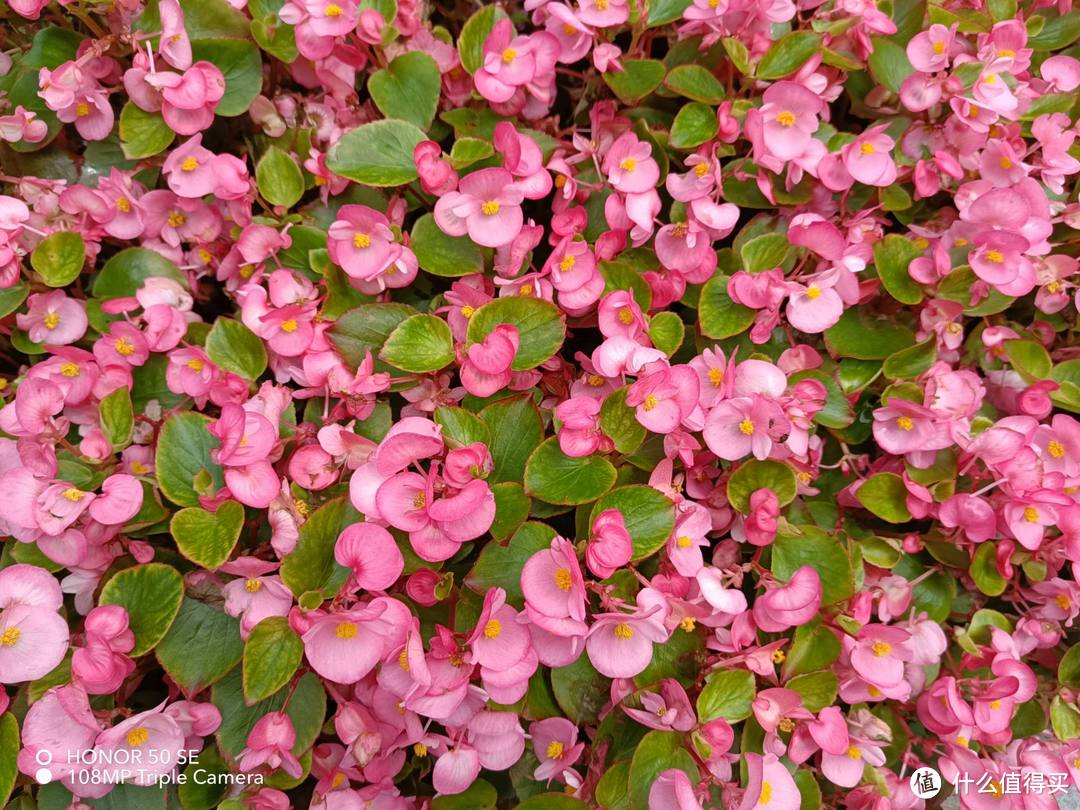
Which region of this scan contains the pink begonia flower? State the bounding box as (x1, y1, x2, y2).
(92, 705, 186, 789)
(841, 125, 898, 186)
(906, 23, 956, 72)
(222, 563, 294, 638)
(849, 625, 913, 689)
(474, 20, 558, 105)
(88, 474, 144, 525)
(434, 167, 524, 248)
(156, 62, 227, 135)
(334, 523, 405, 591)
(703, 394, 789, 461)
(158, 0, 193, 68)
(530, 717, 583, 783)
(302, 596, 408, 684)
(603, 132, 660, 194)
(756, 81, 824, 162)
(649, 769, 703, 810)
(785, 271, 845, 333)
(752, 565, 821, 632)
(414, 140, 459, 196)
(623, 679, 696, 732)
(667, 504, 710, 576)
(18, 291, 88, 346)
(0, 564, 70, 683)
(586, 509, 633, 579)
(495, 121, 552, 199)
(461, 324, 519, 397)
(71, 605, 135, 695)
(377, 472, 495, 562)
(209, 403, 280, 508)
(238, 712, 303, 779)
(578, 0, 628, 26)
(626, 365, 702, 434)
(38, 61, 114, 141)
(556, 396, 604, 457)
(17, 686, 102, 790)
(741, 488, 780, 547)
(586, 603, 669, 678)
(739, 753, 801, 810)
(521, 537, 588, 637)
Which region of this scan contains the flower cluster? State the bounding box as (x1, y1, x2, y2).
(0, 0, 1080, 807)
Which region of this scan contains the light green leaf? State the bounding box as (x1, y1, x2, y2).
(524, 437, 616, 506)
(756, 32, 822, 79)
(856, 472, 912, 523)
(326, 119, 428, 186)
(459, 6, 509, 74)
(772, 525, 854, 604)
(100, 563, 185, 656)
(99, 386, 134, 451)
(156, 597, 243, 694)
(466, 296, 566, 370)
(170, 500, 245, 570)
(119, 103, 175, 159)
(699, 274, 755, 339)
(368, 51, 441, 129)
(243, 616, 304, 703)
(31, 231, 84, 287)
(91, 247, 187, 298)
(727, 459, 798, 513)
(663, 64, 725, 103)
(603, 59, 666, 103)
(873, 234, 923, 305)
(589, 485, 675, 561)
(279, 497, 352, 598)
(669, 102, 718, 150)
(206, 317, 268, 380)
(697, 669, 755, 722)
(156, 412, 225, 507)
(380, 313, 454, 373)
(255, 146, 305, 207)
(412, 212, 486, 277)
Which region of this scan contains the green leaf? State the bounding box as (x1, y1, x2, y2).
(669, 102, 718, 150)
(589, 485, 675, 561)
(628, 731, 697, 810)
(448, 136, 496, 169)
(481, 395, 544, 483)
(459, 6, 509, 74)
(603, 59, 666, 103)
(856, 473, 912, 523)
(600, 387, 647, 455)
(740, 233, 789, 273)
(787, 670, 838, 712)
(789, 369, 854, 428)
(243, 616, 304, 704)
(156, 412, 225, 507)
(99, 386, 134, 451)
(0, 713, 17, 807)
(466, 297, 566, 370)
(551, 653, 609, 726)
(699, 274, 755, 339)
(279, 497, 352, 598)
(970, 541, 1007, 597)
(772, 525, 854, 604)
(647, 0, 693, 26)
(156, 597, 243, 694)
(1004, 339, 1052, 380)
(91, 247, 187, 298)
(722, 36, 752, 74)
(491, 481, 531, 539)
(31, 231, 84, 287)
(177, 745, 231, 810)
(466, 521, 556, 606)
(782, 619, 841, 678)
(99, 563, 185, 656)
(379, 313, 454, 373)
(326, 119, 428, 186)
(824, 308, 915, 359)
(873, 234, 923, 305)
(0, 282, 28, 319)
(255, 146, 305, 208)
(663, 64, 725, 103)
(1052, 694, 1080, 741)
(1029, 10, 1080, 49)
(119, 103, 175, 159)
(756, 32, 822, 79)
(647, 311, 684, 356)
(330, 302, 416, 369)
(938, 266, 1013, 315)
(432, 780, 498, 810)
(206, 317, 267, 381)
(727, 459, 798, 513)
(434, 405, 491, 448)
(514, 796, 588, 810)
(368, 51, 441, 129)
(1060, 644, 1080, 688)
(171, 500, 245, 570)
(213, 668, 326, 758)
(524, 437, 617, 506)
(697, 669, 755, 722)
(867, 36, 914, 92)
(411, 212, 485, 277)
(251, 16, 299, 63)
(883, 339, 937, 379)
(599, 259, 653, 311)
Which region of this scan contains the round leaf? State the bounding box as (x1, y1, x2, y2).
(699, 274, 755, 339)
(379, 313, 455, 373)
(31, 231, 84, 287)
(156, 412, 225, 507)
(119, 102, 175, 159)
(255, 146, 305, 208)
(171, 500, 245, 569)
(156, 597, 243, 694)
(669, 102, 719, 149)
(697, 669, 756, 722)
(856, 472, 913, 523)
(243, 616, 304, 703)
(206, 317, 268, 380)
(411, 213, 485, 277)
(524, 437, 617, 505)
(970, 541, 1007, 597)
(368, 51, 441, 129)
(91, 247, 187, 298)
(99, 563, 185, 656)
(326, 119, 428, 187)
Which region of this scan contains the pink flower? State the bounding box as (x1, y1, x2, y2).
(739, 753, 801, 810)
(703, 395, 789, 461)
(18, 291, 88, 346)
(756, 81, 824, 161)
(474, 20, 559, 105)
(434, 168, 525, 248)
(786, 272, 845, 333)
(521, 537, 588, 636)
(849, 625, 913, 689)
(461, 324, 519, 397)
(649, 769, 703, 810)
(603, 132, 660, 194)
(238, 712, 303, 779)
(0, 564, 69, 683)
(625, 365, 701, 434)
(586, 509, 633, 578)
(71, 605, 135, 694)
(624, 679, 696, 732)
(752, 565, 821, 632)
(906, 23, 956, 72)
(530, 717, 583, 782)
(841, 125, 898, 187)
(556, 396, 604, 457)
(334, 523, 404, 591)
(586, 603, 669, 678)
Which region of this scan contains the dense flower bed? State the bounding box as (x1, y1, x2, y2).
(0, 0, 1079, 806)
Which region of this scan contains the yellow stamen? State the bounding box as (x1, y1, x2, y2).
(1056, 594, 1071, 611)
(985, 249, 1004, 263)
(693, 162, 710, 176)
(353, 232, 371, 248)
(116, 196, 130, 213)
(180, 156, 199, 172)
(413, 743, 427, 757)
(775, 110, 796, 127)
(60, 361, 79, 377)
(245, 579, 262, 593)
(872, 641, 892, 657)
(481, 200, 500, 216)
(860, 142, 876, 155)
(643, 394, 658, 411)
(168, 211, 186, 228)
(847, 746, 862, 759)
(559, 254, 576, 271)
(325, 2, 342, 14)
(399, 649, 410, 671)
(75, 102, 89, 117)
(998, 156, 1013, 169)
(933, 41, 945, 54)
(546, 741, 565, 759)
(897, 416, 914, 431)
(805, 286, 821, 300)
(501, 48, 517, 63)
(619, 158, 637, 172)
(707, 367, 723, 387)
(676, 536, 691, 548)
(1024, 506, 1039, 523)
(114, 337, 135, 356)
(613, 623, 633, 640)
(680, 616, 696, 631)
(772, 649, 786, 664)
(460, 305, 475, 318)
(63, 488, 84, 502)
(617, 308, 635, 325)
(43, 312, 60, 330)
(760, 782, 772, 805)
(1049, 440, 1066, 458)
(738, 418, 754, 435)
(0, 627, 20, 647)
(336, 621, 358, 639)
(280, 319, 298, 333)
(554, 568, 572, 591)
(126, 727, 149, 747)
(187, 358, 205, 372)
(778, 717, 794, 732)
(412, 492, 426, 509)
(483, 619, 502, 639)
